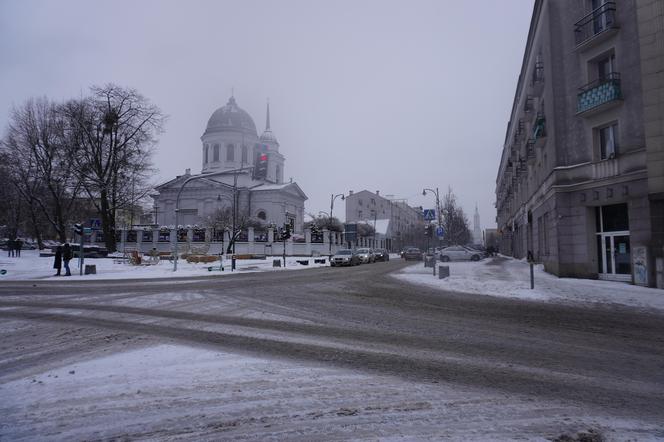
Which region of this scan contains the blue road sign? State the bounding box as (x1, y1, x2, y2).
(423, 209, 436, 221)
(435, 226, 445, 238)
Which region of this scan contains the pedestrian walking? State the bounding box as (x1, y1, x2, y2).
(53, 245, 63, 276)
(14, 238, 22, 257)
(63, 243, 73, 276)
(7, 239, 14, 257)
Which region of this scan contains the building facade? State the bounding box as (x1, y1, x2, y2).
(152, 97, 307, 232)
(344, 190, 425, 251)
(495, 0, 664, 287)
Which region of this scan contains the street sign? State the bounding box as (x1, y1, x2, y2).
(423, 209, 436, 221)
(83, 227, 93, 234)
(344, 223, 357, 242)
(435, 226, 445, 238)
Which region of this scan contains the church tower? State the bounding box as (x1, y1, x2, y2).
(473, 204, 482, 245)
(258, 101, 285, 184)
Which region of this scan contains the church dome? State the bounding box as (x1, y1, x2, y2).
(204, 96, 257, 136)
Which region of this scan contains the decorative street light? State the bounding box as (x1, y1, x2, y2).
(173, 166, 253, 271)
(329, 193, 345, 254)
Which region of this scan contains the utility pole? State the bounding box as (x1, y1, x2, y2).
(329, 193, 345, 255)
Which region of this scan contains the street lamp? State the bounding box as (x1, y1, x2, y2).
(329, 193, 345, 254)
(422, 187, 442, 228)
(173, 166, 253, 271)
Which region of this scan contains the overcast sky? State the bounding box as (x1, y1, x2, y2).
(1, 0, 534, 228)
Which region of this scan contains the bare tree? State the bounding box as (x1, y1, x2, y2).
(440, 187, 471, 246)
(202, 207, 263, 253)
(63, 84, 164, 251)
(2, 98, 82, 243)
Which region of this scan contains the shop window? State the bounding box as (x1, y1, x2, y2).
(595, 203, 629, 232)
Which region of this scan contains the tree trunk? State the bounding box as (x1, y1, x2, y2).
(100, 189, 116, 252)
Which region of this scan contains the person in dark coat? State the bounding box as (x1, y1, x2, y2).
(7, 239, 14, 257)
(63, 243, 73, 276)
(14, 238, 22, 257)
(53, 246, 63, 276)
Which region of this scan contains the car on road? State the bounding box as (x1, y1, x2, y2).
(330, 249, 360, 266)
(438, 245, 482, 262)
(355, 248, 375, 264)
(402, 247, 423, 261)
(373, 248, 390, 262)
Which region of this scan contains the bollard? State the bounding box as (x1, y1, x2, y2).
(273, 259, 281, 267)
(232, 256, 236, 271)
(84, 264, 97, 275)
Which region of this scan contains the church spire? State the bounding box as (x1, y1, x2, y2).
(265, 100, 271, 131)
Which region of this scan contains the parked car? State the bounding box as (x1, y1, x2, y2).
(373, 248, 390, 262)
(439, 245, 482, 262)
(402, 247, 423, 261)
(355, 248, 375, 264)
(330, 249, 360, 266)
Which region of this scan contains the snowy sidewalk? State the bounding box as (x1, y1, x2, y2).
(394, 256, 664, 312)
(0, 250, 328, 281)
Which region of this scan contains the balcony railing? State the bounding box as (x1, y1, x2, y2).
(574, 2, 617, 46)
(577, 72, 622, 114)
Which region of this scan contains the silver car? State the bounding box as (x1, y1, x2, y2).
(355, 248, 375, 264)
(330, 249, 360, 266)
(439, 246, 482, 262)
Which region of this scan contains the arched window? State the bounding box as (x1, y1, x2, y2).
(204, 144, 209, 164)
(275, 165, 281, 183)
(257, 210, 267, 220)
(213, 144, 220, 162)
(226, 144, 235, 161)
(241, 145, 248, 164)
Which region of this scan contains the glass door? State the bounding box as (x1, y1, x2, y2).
(598, 233, 631, 280)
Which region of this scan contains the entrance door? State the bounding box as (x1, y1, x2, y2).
(598, 233, 631, 281)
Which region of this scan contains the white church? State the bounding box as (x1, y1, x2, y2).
(151, 96, 307, 232)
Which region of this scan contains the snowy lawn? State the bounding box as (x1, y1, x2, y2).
(394, 256, 664, 312)
(0, 250, 329, 281)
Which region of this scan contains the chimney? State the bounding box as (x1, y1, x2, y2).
(185, 168, 191, 176)
(376, 190, 380, 196)
(349, 190, 354, 195)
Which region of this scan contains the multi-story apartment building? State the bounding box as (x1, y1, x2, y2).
(495, 0, 663, 287)
(344, 190, 425, 251)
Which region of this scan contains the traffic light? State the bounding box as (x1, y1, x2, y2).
(281, 223, 291, 240)
(255, 153, 268, 179)
(74, 223, 83, 236)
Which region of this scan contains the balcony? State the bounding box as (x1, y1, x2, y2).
(574, 2, 619, 50)
(576, 73, 622, 115)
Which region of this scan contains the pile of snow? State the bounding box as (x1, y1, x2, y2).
(394, 256, 664, 311)
(0, 250, 329, 281)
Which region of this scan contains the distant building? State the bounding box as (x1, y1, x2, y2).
(495, 0, 663, 287)
(344, 190, 425, 251)
(152, 97, 307, 232)
(473, 204, 482, 245)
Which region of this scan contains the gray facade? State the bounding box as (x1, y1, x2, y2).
(345, 190, 424, 251)
(495, 0, 664, 287)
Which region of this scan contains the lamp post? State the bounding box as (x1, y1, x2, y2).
(423, 187, 441, 275)
(422, 187, 442, 232)
(329, 193, 345, 254)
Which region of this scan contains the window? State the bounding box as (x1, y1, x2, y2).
(204, 144, 209, 164)
(213, 144, 220, 162)
(275, 165, 281, 183)
(598, 123, 618, 159)
(241, 145, 248, 164)
(596, 53, 614, 81)
(358, 210, 363, 219)
(257, 210, 266, 220)
(226, 144, 235, 161)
